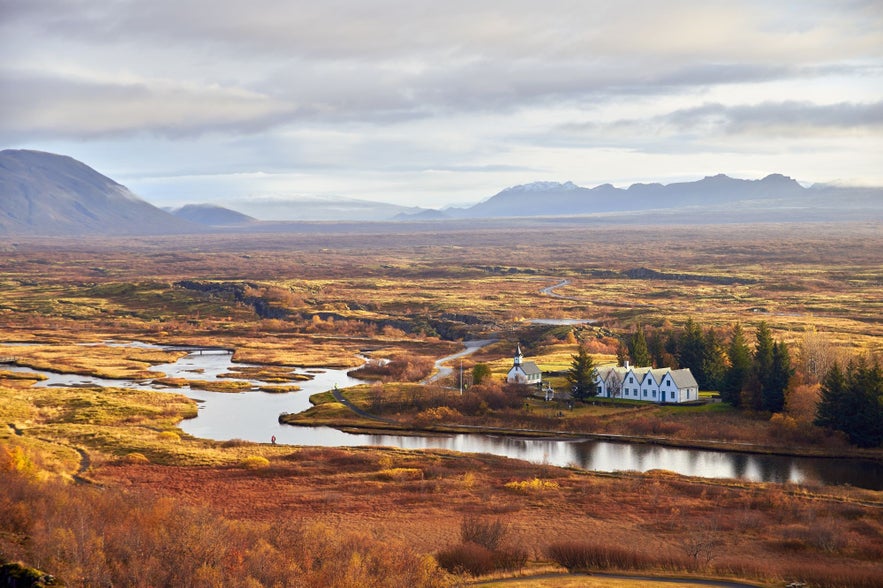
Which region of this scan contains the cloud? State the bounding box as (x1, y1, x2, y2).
(663, 100, 883, 136)
(0, 71, 297, 139)
(1, 0, 881, 200)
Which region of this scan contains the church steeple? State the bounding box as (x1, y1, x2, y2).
(514, 343, 523, 366)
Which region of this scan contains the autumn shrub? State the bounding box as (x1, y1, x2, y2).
(435, 542, 527, 577)
(241, 456, 270, 469)
(436, 542, 497, 576)
(349, 354, 434, 382)
(158, 431, 180, 442)
(0, 469, 453, 587)
(376, 467, 423, 481)
(460, 516, 506, 551)
(504, 478, 559, 493)
(414, 406, 462, 427)
(545, 541, 684, 573)
(122, 452, 149, 464)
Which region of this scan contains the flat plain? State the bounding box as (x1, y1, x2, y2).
(1, 220, 882, 587)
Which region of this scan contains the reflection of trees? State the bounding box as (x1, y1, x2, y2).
(730, 454, 748, 479)
(797, 458, 883, 490)
(569, 441, 596, 470)
(363, 433, 883, 490)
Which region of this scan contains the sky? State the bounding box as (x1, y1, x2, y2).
(2, 0, 882, 215)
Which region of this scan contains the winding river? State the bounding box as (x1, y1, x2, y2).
(6, 345, 883, 490)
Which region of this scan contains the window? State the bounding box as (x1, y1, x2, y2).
(671, 391, 675, 400)
(652, 390, 656, 398)
(629, 377, 634, 383)
(643, 390, 647, 397)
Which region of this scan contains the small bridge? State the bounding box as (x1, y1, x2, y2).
(166, 346, 235, 355)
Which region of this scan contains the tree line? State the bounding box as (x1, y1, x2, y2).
(566, 320, 881, 447)
(619, 320, 793, 412)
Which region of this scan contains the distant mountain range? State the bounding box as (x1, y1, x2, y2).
(406, 174, 882, 221)
(1, 149, 880, 235)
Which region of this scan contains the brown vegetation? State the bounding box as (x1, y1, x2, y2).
(1, 222, 882, 585)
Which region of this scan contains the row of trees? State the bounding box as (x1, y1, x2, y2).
(815, 358, 883, 448)
(621, 320, 793, 412)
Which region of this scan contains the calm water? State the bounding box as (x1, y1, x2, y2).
(7, 346, 883, 490)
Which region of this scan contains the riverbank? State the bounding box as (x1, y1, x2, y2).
(283, 386, 883, 463)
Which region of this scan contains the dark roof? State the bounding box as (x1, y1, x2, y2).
(521, 361, 541, 376)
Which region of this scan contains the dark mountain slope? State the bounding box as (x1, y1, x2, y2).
(0, 150, 198, 235)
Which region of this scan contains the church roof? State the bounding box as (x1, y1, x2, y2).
(520, 361, 541, 375)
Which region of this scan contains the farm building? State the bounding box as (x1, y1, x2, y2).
(506, 344, 542, 386)
(594, 361, 699, 403)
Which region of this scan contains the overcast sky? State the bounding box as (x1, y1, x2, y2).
(2, 0, 881, 213)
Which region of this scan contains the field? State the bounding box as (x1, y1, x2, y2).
(1, 220, 882, 586)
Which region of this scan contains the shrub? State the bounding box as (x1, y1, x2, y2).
(545, 541, 663, 572)
(158, 431, 180, 442)
(504, 478, 559, 493)
(240, 456, 270, 469)
(376, 468, 423, 481)
(122, 452, 149, 465)
(414, 406, 462, 426)
(436, 542, 496, 576)
(460, 516, 506, 551)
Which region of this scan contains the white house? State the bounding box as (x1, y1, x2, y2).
(594, 361, 699, 403)
(506, 344, 542, 386)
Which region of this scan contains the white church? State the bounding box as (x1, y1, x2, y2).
(593, 362, 699, 403)
(506, 344, 542, 386)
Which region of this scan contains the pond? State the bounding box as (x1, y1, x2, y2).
(6, 345, 882, 490)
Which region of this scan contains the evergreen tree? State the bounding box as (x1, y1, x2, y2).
(630, 327, 651, 367)
(647, 330, 666, 368)
(762, 341, 792, 412)
(701, 328, 728, 392)
(567, 344, 596, 402)
(721, 323, 751, 407)
(751, 322, 776, 410)
(664, 332, 680, 369)
(815, 362, 847, 431)
(815, 358, 883, 448)
(678, 318, 706, 387)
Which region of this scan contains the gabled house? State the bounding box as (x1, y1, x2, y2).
(506, 344, 542, 386)
(594, 362, 699, 403)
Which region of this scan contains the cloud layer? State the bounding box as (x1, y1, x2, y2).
(2, 0, 881, 208)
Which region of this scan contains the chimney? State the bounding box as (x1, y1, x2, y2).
(624, 360, 630, 369)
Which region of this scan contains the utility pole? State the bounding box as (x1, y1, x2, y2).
(459, 359, 463, 394)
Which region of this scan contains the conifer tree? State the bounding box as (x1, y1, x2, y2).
(721, 323, 751, 407)
(762, 341, 792, 412)
(678, 318, 706, 387)
(815, 358, 883, 447)
(701, 328, 728, 392)
(630, 327, 651, 367)
(751, 321, 776, 410)
(567, 344, 596, 402)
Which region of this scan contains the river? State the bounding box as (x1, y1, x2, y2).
(6, 345, 882, 490)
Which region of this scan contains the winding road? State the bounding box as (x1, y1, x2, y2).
(422, 338, 497, 384)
